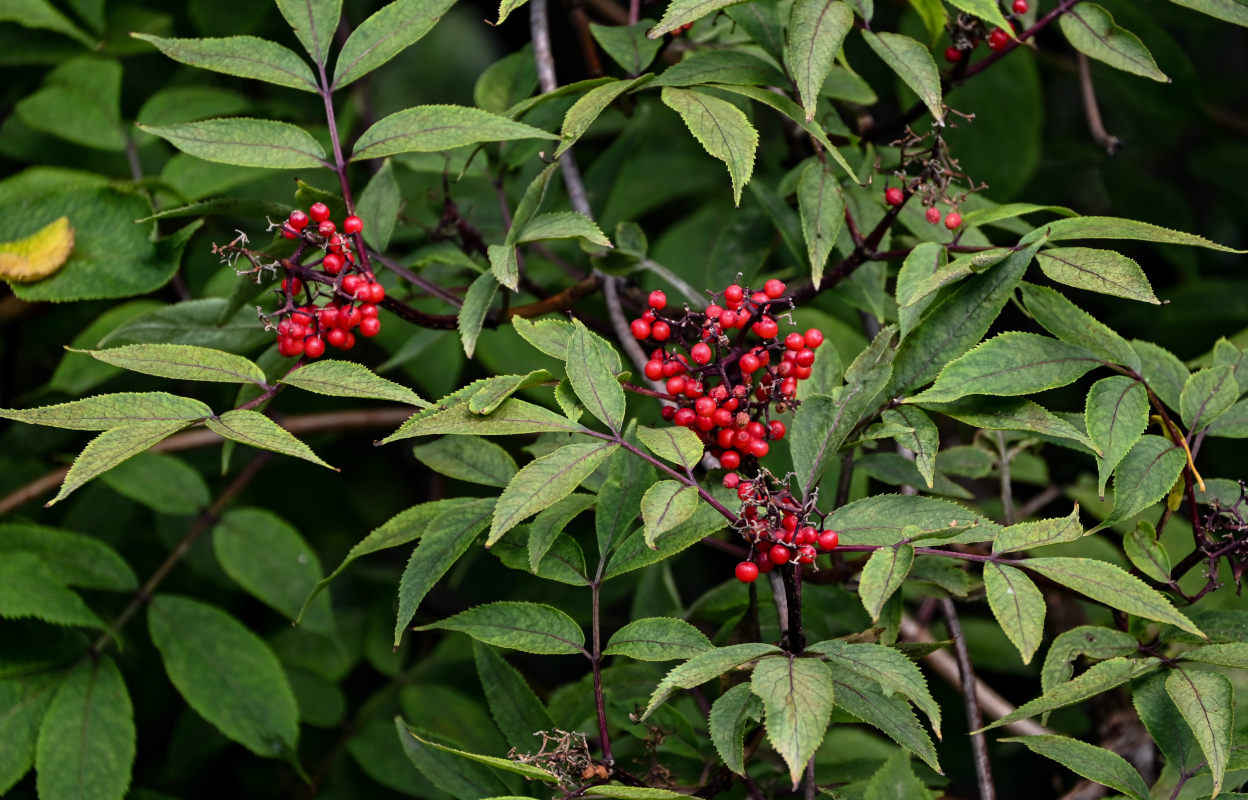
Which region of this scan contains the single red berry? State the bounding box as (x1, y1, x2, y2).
(342, 275, 362, 295)
(341, 305, 362, 329)
(660, 406, 676, 422)
(767, 420, 786, 440)
(739, 353, 760, 373)
(318, 305, 340, 328)
(721, 450, 741, 470)
(691, 342, 712, 364)
(763, 279, 785, 299)
(359, 316, 381, 337)
(724, 284, 744, 306)
(644, 360, 664, 381)
(282, 227, 298, 240)
(367, 282, 385, 303)
(785, 332, 806, 351)
(340, 331, 356, 350)
(673, 408, 696, 427)
(885, 187, 905, 206)
(304, 336, 326, 359)
(685, 380, 703, 399)
(752, 317, 779, 339)
(796, 526, 818, 546)
(322, 252, 345, 275)
(794, 365, 812, 379)
(988, 28, 1009, 50)
(651, 321, 671, 341)
(318, 219, 336, 237)
(281, 277, 303, 296)
(288, 210, 310, 230)
(648, 290, 667, 310)
(737, 482, 754, 501)
(735, 561, 759, 583)
(342, 215, 363, 234)
(662, 359, 683, 378)
(666, 375, 687, 396)
(748, 438, 769, 458)
(695, 397, 717, 417)
(945, 46, 964, 63)
(768, 544, 791, 565)
(723, 472, 740, 489)
(926, 206, 942, 224)
(309, 202, 331, 223)
(326, 328, 347, 348)
(818, 530, 840, 550)
(797, 545, 817, 565)
(804, 329, 824, 349)
(631, 319, 652, 339)
(1013, 0, 1028, 12)
(945, 211, 962, 230)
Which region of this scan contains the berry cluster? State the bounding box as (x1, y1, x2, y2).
(270, 203, 385, 358)
(729, 476, 839, 583)
(944, 1, 1028, 62)
(885, 187, 962, 230)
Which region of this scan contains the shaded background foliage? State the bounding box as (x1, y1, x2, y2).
(0, 0, 1247, 799)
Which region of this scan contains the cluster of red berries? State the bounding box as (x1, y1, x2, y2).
(271, 203, 385, 358)
(728, 478, 839, 583)
(943, 0, 1028, 62)
(884, 187, 962, 230)
(630, 279, 824, 478)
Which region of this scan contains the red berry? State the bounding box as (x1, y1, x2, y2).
(318, 306, 340, 329)
(723, 473, 740, 489)
(794, 366, 812, 379)
(631, 319, 652, 339)
(1013, 0, 1028, 12)
(768, 544, 791, 565)
(804, 329, 824, 349)
(674, 408, 696, 427)
(342, 275, 362, 295)
(738, 353, 760, 373)
(326, 328, 348, 348)
(644, 360, 664, 381)
(309, 202, 330, 223)
(720, 450, 741, 470)
(318, 219, 336, 237)
(648, 290, 667, 310)
(785, 332, 805, 351)
(340, 332, 356, 350)
(662, 359, 683, 378)
(735, 561, 759, 583)
(666, 375, 687, 396)
(651, 321, 671, 341)
(885, 187, 905, 206)
(691, 342, 712, 364)
(988, 28, 1009, 50)
(288, 210, 309, 230)
(695, 397, 717, 417)
(281, 277, 303, 296)
(797, 545, 817, 565)
(748, 438, 769, 458)
(752, 317, 778, 339)
(763, 279, 785, 299)
(661, 406, 676, 421)
(737, 482, 754, 501)
(367, 282, 385, 303)
(322, 252, 345, 275)
(341, 305, 362, 329)
(797, 526, 818, 546)
(926, 206, 942, 225)
(818, 530, 840, 550)
(945, 211, 962, 230)
(945, 46, 964, 63)
(767, 420, 786, 440)
(359, 316, 381, 337)
(342, 215, 363, 234)
(724, 284, 744, 306)
(359, 303, 379, 318)
(304, 336, 325, 359)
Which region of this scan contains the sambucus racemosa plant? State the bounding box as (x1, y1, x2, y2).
(1, 0, 1248, 798)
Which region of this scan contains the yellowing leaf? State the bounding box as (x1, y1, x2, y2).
(0, 216, 74, 283)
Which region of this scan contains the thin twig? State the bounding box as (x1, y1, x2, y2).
(941, 598, 997, 800)
(1077, 53, 1121, 155)
(997, 432, 1015, 525)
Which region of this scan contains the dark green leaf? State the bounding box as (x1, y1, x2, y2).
(1131, 340, 1189, 412)
(984, 563, 1046, 664)
(274, 0, 340, 66)
(0, 553, 104, 629)
(0, 523, 136, 591)
(472, 642, 555, 750)
(529, 493, 595, 573)
(653, 50, 786, 88)
(605, 617, 713, 661)
(488, 442, 617, 545)
(1167, 0, 1248, 27)
(395, 718, 512, 799)
(1166, 669, 1233, 797)
(415, 601, 586, 656)
(642, 643, 781, 719)
(709, 682, 763, 775)
(807, 640, 941, 737)
(399, 726, 557, 783)
(52, 421, 192, 505)
(206, 410, 333, 469)
(1001, 735, 1149, 800)
(1041, 625, 1140, 695)
(861, 31, 943, 121)
(787, 0, 854, 121)
(355, 158, 401, 250)
(351, 106, 555, 161)
(751, 655, 835, 784)
(557, 76, 652, 157)
(131, 34, 317, 91)
(1102, 434, 1186, 529)
(978, 657, 1160, 732)
(798, 163, 846, 289)
(413, 436, 517, 487)
(0, 672, 61, 794)
(1180, 366, 1239, 432)
(590, 21, 661, 74)
(1086, 376, 1150, 497)
(919, 396, 1098, 454)
(137, 119, 327, 169)
(943, 0, 1010, 29)
(859, 544, 914, 621)
(832, 676, 941, 773)
(1124, 520, 1172, 583)
(1133, 673, 1197, 772)
(648, 0, 755, 36)
(1036, 247, 1159, 304)
(333, 0, 457, 87)
(1025, 557, 1199, 635)
(863, 751, 930, 800)
(35, 657, 134, 800)
(910, 332, 1102, 404)
(603, 494, 729, 578)
(1059, 3, 1169, 82)
(1019, 283, 1141, 369)
(566, 320, 625, 432)
(596, 444, 654, 554)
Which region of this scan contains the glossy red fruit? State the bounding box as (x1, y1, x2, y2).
(885, 187, 905, 206)
(818, 530, 840, 550)
(691, 342, 712, 364)
(281, 277, 303, 296)
(673, 408, 696, 427)
(987, 28, 1009, 50)
(804, 329, 824, 349)
(926, 206, 942, 224)
(367, 282, 385, 303)
(666, 375, 687, 396)
(322, 252, 345, 275)
(695, 397, 716, 417)
(796, 526, 818, 546)
(737, 482, 754, 501)
(768, 544, 791, 565)
(309, 202, 331, 223)
(289, 210, 310, 230)
(735, 561, 759, 583)
(326, 328, 348, 348)
(341, 332, 356, 350)
(763, 279, 785, 299)
(724, 284, 744, 305)
(359, 303, 379, 318)
(304, 336, 326, 358)
(631, 319, 652, 339)
(748, 438, 769, 458)
(341, 305, 363, 329)
(342, 275, 362, 295)
(945, 46, 964, 63)
(651, 321, 671, 341)
(945, 211, 963, 230)
(1013, 0, 1028, 12)
(359, 316, 381, 337)
(767, 420, 786, 440)
(317, 219, 336, 237)
(722, 472, 740, 489)
(797, 545, 817, 564)
(752, 317, 779, 339)
(785, 332, 805, 351)
(644, 360, 664, 381)
(738, 353, 760, 373)
(648, 290, 667, 310)
(342, 215, 363, 234)
(720, 450, 741, 470)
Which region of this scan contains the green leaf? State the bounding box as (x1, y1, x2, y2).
(660, 87, 758, 206)
(1208, 398, 1248, 438)
(786, 0, 854, 121)
(395, 719, 512, 799)
(859, 544, 914, 621)
(637, 425, 704, 471)
(751, 655, 835, 785)
(709, 682, 764, 775)
(206, 409, 334, 469)
(1102, 434, 1186, 529)
(81, 344, 266, 385)
(942, 0, 1011, 30)
(901, 250, 1013, 313)
(148, 595, 299, 756)
(832, 676, 942, 773)
(911, 332, 1103, 404)
(1166, 669, 1234, 797)
(864, 751, 929, 800)
(1001, 735, 1149, 800)
(281, 359, 428, 406)
(472, 642, 555, 750)
(1042, 625, 1139, 694)
(798, 163, 846, 288)
(381, 397, 582, 442)
(492, 527, 590, 586)
(0, 524, 136, 591)
(395, 498, 496, 646)
(0, 0, 94, 46)
(351, 105, 555, 161)
(596, 444, 654, 554)
(566, 321, 626, 432)
(131, 34, 317, 92)
(413, 436, 518, 487)
(489, 442, 616, 545)
(641, 482, 700, 549)
(399, 726, 558, 783)
(1167, 0, 1248, 27)
(0, 553, 104, 629)
(1180, 642, 1248, 670)
(98, 297, 271, 351)
(355, 158, 401, 250)
(653, 49, 787, 88)
(605, 617, 714, 661)
(861, 31, 943, 122)
(712, 84, 856, 180)
(516, 212, 611, 247)
(1059, 3, 1169, 82)
(919, 396, 1098, 455)
(0, 392, 210, 430)
(137, 118, 327, 169)
(557, 76, 652, 157)
(1019, 283, 1141, 369)
(807, 640, 941, 738)
(213, 508, 333, 634)
(458, 274, 499, 360)
(1124, 520, 1172, 583)
(416, 602, 585, 656)
(993, 506, 1085, 553)
(468, 372, 556, 414)
(1181, 366, 1239, 432)
(642, 643, 781, 719)
(882, 406, 938, 488)
(1024, 557, 1201, 635)
(274, 0, 340, 66)
(52, 420, 192, 505)
(529, 493, 595, 573)
(979, 657, 1160, 732)
(0, 672, 61, 794)
(1134, 673, 1197, 773)
(1132, 340, 1190, 412)
(494, 0, 533, 25)
(897, 242, 945, 340)
(592, 789, 691, 800)
(825, 494, 994, 546)
(590, 21, 662, 74)
(1036, 247, 1159, 304)
(1031, 216, 1242, 252)
(333, 0, 457, 87)
(35, 657, 134, 800)
(603, 494, 729, 579)
(15, 58, 122, 150)
(984, 563, 1046, 664)
(648, 0, 754, 36)
(1085, 376, 1150, 497)
(487, 245, 518, 291)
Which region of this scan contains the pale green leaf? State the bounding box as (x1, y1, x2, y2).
(399, 727, 558, 783)
(1085, 376, 1150, 497)
(81, 344, 266, 385)
(859, 544, 914, 621)
(1181, 643, 1248, 670)
(1030, 217, 1242, 252)
(0, 0, 94, 46)
(985, 563, 1046, 664)
(911, 332, 1103, 404)
(558, 76, 652, 157)
(131, 34, 317, 92)
(281, 359, 428, 406)
(993, 506, 1084, 553)
(489, 442, 617, 545)
(1102, 434, 1186, 529)
(641, 481, 700, 549)
(1181, 366, 1239, 432)
(1001, 735, 1149, 800)
(274, 0, 341, 66)
(605, 617, 713, 661)
(825, 493, 995, 546)
(1124, 520, 1172, 583)
(979, 657, 1160, 732)
(1059, 3, 1169, 82)
(861, 31, 943, 121)
(1041, 625, 1139, 694)
(1036, 247, 1159, 304)
(786, 0, 854, 120)
(52, 420, 192, 505)
(1132, 340, 1190, 412)
(136, 119, 327, 169)
(711, 84, 856, 180)
(458, 273, 498, 359)
(897, 242, 945, 339)
(652, 49, 787, 88)
(1019, 283, 1141, 370)
(637, 425, 704, 471)
(642, 642, 781, 719)
(942, 0, 1011, 30)
(1024, 557, 1200, 635)
(487, 244, 518, 291)
(395, 719, 510, 798)
(603, 494, 729, 579)
(35, 657, 134, 800)
(412, 436, 517, 487)
(798, 162, 846, 288)
(333, 0, 457, 87)
(0, 553, 104, 630)
(0, 523, 136, 591)
(751, 655, 835, 784)
(882, 406, 938, 489)
(415, 601, 586, 656)
(469, 370, 558, 414)
(1166, 669, 1233, 797)
(148, 595, 298, 756)
(709, 683, 763, 775)
(0, 392, 210, 430)
(660, 87, 758, 206)
(919, 396, 1098, 455)
(380, 398, 582, 442)
(206, 410, 334, 469)
(900, 249, 1012, 312)
(516, 211, 611, 247)
(566, 320, 625, 431)
(807, 639, 941, 738)
(648, 0, 754, 36)
(1167, 0, 1248, 27)
(352, 105, 555, 161)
